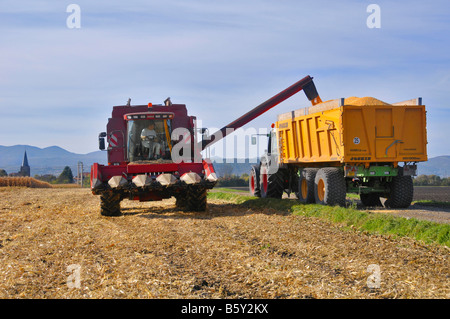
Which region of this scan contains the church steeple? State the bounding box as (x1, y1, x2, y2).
(22, 151, 29, 167)
(20, 150, 30, 177)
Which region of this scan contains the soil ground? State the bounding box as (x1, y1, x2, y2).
(358, 186, 450, 224)
(0, 187, 448, 299)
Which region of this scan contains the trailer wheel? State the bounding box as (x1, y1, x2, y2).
(249, 165, 261, 197)
(100, 191, 122, 216)
(298, 168, 319, 203)
(384, 176, 414, 208)
(314, 168, 346, 206)
(360, 193, 382, 207)
(259, 163, 284, 199)
(185, 186, 207, 211)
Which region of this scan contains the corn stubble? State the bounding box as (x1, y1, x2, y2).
(0, 188, 448, 299)
(0, 177, 52, 188)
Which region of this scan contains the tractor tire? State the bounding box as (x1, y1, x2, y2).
(185, 186, 207, 211)
(360, 193, 383, 207)
(314, 167, 346, 206)
(100, 191, 122, 216)
(249, 165, 261, 197)
(175, 192, 188, 209)
(259, 163, 285, 199)
(298, 168, 319, 203)
(384, 176, 414, 208)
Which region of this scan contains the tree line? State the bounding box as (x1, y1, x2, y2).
(216, 174, 249, 187)
(34, 166, 75, 184)
(0, 166, 75, 183)
(1, 165, 85, 185)
(413, 174, 450, 186)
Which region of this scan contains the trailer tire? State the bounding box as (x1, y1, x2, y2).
(298, 168, 319, 203)
(360, 193, 382, 207)
(314, 168, 346, 206)
(100, 191, 122, 216)
(259, 163, 284, 199)
(185, 186, 207, 211)
(384, 176, 414, 208)
(249, 165, 261, 197)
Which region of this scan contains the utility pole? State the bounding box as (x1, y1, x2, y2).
(77, 161, 84, 187)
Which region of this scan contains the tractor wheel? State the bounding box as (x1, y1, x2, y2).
(175, 192, 187, 209)
(259, 163, 285, 199)
(100, 191, 122, 216)
(298, 168, 319, 203)
(185, 186, 207, 211)
(360, 193, 382, 207)
(384, 176, 414, 208)
(249, 165, 261, 197)
(314, 168, 346, 206)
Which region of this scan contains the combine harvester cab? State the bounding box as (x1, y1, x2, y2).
(250, 95, 428, 209)
(91, 76, 322, 216)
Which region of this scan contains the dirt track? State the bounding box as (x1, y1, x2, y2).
(0, 188, 448, 299)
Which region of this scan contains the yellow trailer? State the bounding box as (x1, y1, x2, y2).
(276, 97, 427, 166)
(250, 95, 427, 208)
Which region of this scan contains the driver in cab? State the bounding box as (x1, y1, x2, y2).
(141, 121, 161, 159)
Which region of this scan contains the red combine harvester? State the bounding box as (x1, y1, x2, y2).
(90, 75, 321, 216)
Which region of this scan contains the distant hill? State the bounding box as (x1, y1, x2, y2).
(1, 145, 448, 178)
(0, 145, 106, 176)
(417, 156, 450, 177)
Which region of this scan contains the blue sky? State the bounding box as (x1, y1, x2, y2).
(0, 0, 449, 158)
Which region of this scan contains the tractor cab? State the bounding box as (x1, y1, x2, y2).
(124, 112, 174, 162)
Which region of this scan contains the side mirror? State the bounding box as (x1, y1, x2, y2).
(98, 132, 106, 150)
(200, 128, 209, 138)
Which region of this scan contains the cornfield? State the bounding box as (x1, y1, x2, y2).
(0, 177, 52, 188)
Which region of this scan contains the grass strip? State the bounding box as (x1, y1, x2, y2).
(207, 191, 450, 247)
(208, 191, 255, 204)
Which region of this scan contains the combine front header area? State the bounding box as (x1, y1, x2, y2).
(91, 76, 322, 216)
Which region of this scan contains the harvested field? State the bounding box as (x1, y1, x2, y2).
(0, 187, 448, 299)
(413, 186, 450, 202)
